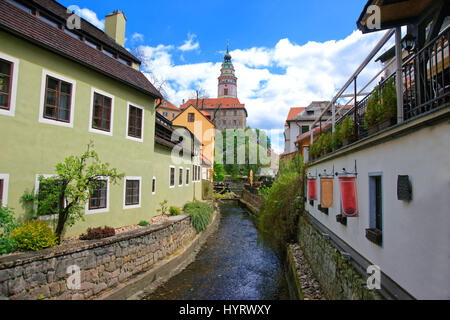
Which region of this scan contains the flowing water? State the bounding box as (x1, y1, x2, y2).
(146, 201, 292, 300)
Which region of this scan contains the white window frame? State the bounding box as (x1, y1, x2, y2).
(178, 167, 184, 187)
(169, 166, 176, 189)
(88, 88, 115, 136)
(186, 168, 190, 186)
(0, 52, 19, 117)
(123, 176, 142, 210)
(34, 174, 58, 221)
(152, 176, 156, 195)
(85, 177, 110, 215)
(0, 174, 10, 206)
(126, 102, 144, 143)
(39, 69, 77, 128)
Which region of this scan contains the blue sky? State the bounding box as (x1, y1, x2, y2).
(60, 0, 387, 154)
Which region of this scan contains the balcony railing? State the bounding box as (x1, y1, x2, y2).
(308, 25, 450, 161)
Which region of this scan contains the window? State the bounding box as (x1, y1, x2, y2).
(367, 175, 383, 246)
(0, 53, 19, 117)
(172, 113, 175, 119)
(103, 48, 116, 59)
(163, 112, 168, 117)
(88, 180, 108, 212)
(0, 59, 12, 111)
(37, 177, 61, 217)
(64, 28, 81, 40)
(119, 57, 131, 66)
(127, 104, 144, 141)
(0, 179, 3, 205)
(152, 177, 156, 195)
(85, 39, 98, 49)
(224, 88, 229, 96)
(39, 14, 60, 29)
(124, 178, 141, 208)
(7, 0, 33, 14)
(186, 169, 190, 185)
(39, 70, 76, 127)
(0, 175, 9, 206)
(90, 90, 113, 134)
(179, 168, 183, 186)
(188, 113, 195, 122)
(43, 76, 72, 123)
(302, 126, 310, 134)
(170, 167, 175, 188)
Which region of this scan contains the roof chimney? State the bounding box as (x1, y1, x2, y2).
(105, 10, 126, 47)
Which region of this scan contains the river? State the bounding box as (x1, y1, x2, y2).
(146, 201, 293, 300)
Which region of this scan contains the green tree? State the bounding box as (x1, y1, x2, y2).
(22, 142, 124, 242)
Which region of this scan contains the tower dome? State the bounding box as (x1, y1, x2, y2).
(218, 45, 237, 98)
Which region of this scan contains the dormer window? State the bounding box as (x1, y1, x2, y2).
(64, 28, 81, 40)
(7, 0, 33, 14)
(39, 14, 60, 29)
(103, 48, 116, 59)
(85, 39, 98, 49)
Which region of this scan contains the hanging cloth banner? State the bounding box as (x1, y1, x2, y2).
(339, 177, 359, 217)
(307, 179, 317, 201)
(321, 178, 334, 208)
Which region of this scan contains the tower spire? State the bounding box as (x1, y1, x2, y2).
(218, 42, 237, 98)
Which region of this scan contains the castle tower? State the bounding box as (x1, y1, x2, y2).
(218, 46, 237, 98)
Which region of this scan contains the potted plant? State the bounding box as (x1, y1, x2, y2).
(341, 116, 355, 146)
(364, 85, 381, 135)
(322, 132, 332, 155)
(379, 77, 397, 130)
(331, 124, 343, 151)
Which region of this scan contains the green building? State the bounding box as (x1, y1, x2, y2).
(0, 0, 203, 237)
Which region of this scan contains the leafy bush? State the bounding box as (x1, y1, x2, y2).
(331, 123, 343, 149)
(364, 85, 381, 129)
(169, 206, 181, 216)
(79, 226, 115, 240)
(258, 166, 306, 244)
(138, 221, 150, 227)
(214, 192, 235, 201)
(184, 202, 214, 233)
(11, 221, 58, 252)
(381, 77, 397, 121)
(321, 132, 332, 154)
(341, 116, 355, 142)
(157, 200, 169, 215)
(0, 206, 18, 254)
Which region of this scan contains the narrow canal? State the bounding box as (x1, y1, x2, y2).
(146, 201, 292, 300)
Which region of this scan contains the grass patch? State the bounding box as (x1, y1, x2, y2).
(183, 202, 214, 233)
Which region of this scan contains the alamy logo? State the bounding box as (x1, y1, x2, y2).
(67, 265, 81, 290)
(366, 5, 381, 30)
(66, 5, 81, 30)
(366, 265, 381, 290)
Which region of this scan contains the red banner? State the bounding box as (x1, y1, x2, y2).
(308, 179, 317, 201)
(339, 177, 359, 217)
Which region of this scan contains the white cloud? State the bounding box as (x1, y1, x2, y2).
(137, 30, 386, 154)
(178, 33, 200, 52)
(131, 33, 144, 42)
(77, 8, 105, 30)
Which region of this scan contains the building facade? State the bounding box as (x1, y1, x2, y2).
(0, 0, 202, 237)
(156, 99, 180, 121)
(180, 47, 248, 130)
(303, 0, 450, 299)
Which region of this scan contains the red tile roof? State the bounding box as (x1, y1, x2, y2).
(285, 107, 306, 126)
(31, 0, 139, 63)
(157, 99, 179, 111)
(180, 97, 246, 110)
(0, 1, 162, 99)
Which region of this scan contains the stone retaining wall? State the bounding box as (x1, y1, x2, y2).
(297, 216, 382, 300)
(0, 215, 196, 300)
(240, 189, 263, 215)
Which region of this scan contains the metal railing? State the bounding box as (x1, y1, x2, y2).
(309, 25, 450, 154)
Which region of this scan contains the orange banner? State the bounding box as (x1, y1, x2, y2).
(321, 178, 334, 208)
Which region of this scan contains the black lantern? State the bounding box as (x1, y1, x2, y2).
(402, 34, 416, 53)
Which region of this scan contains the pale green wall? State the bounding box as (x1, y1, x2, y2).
(0, 31, 201, 237)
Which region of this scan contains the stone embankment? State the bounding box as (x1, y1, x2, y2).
(0, 206, 219, 300)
